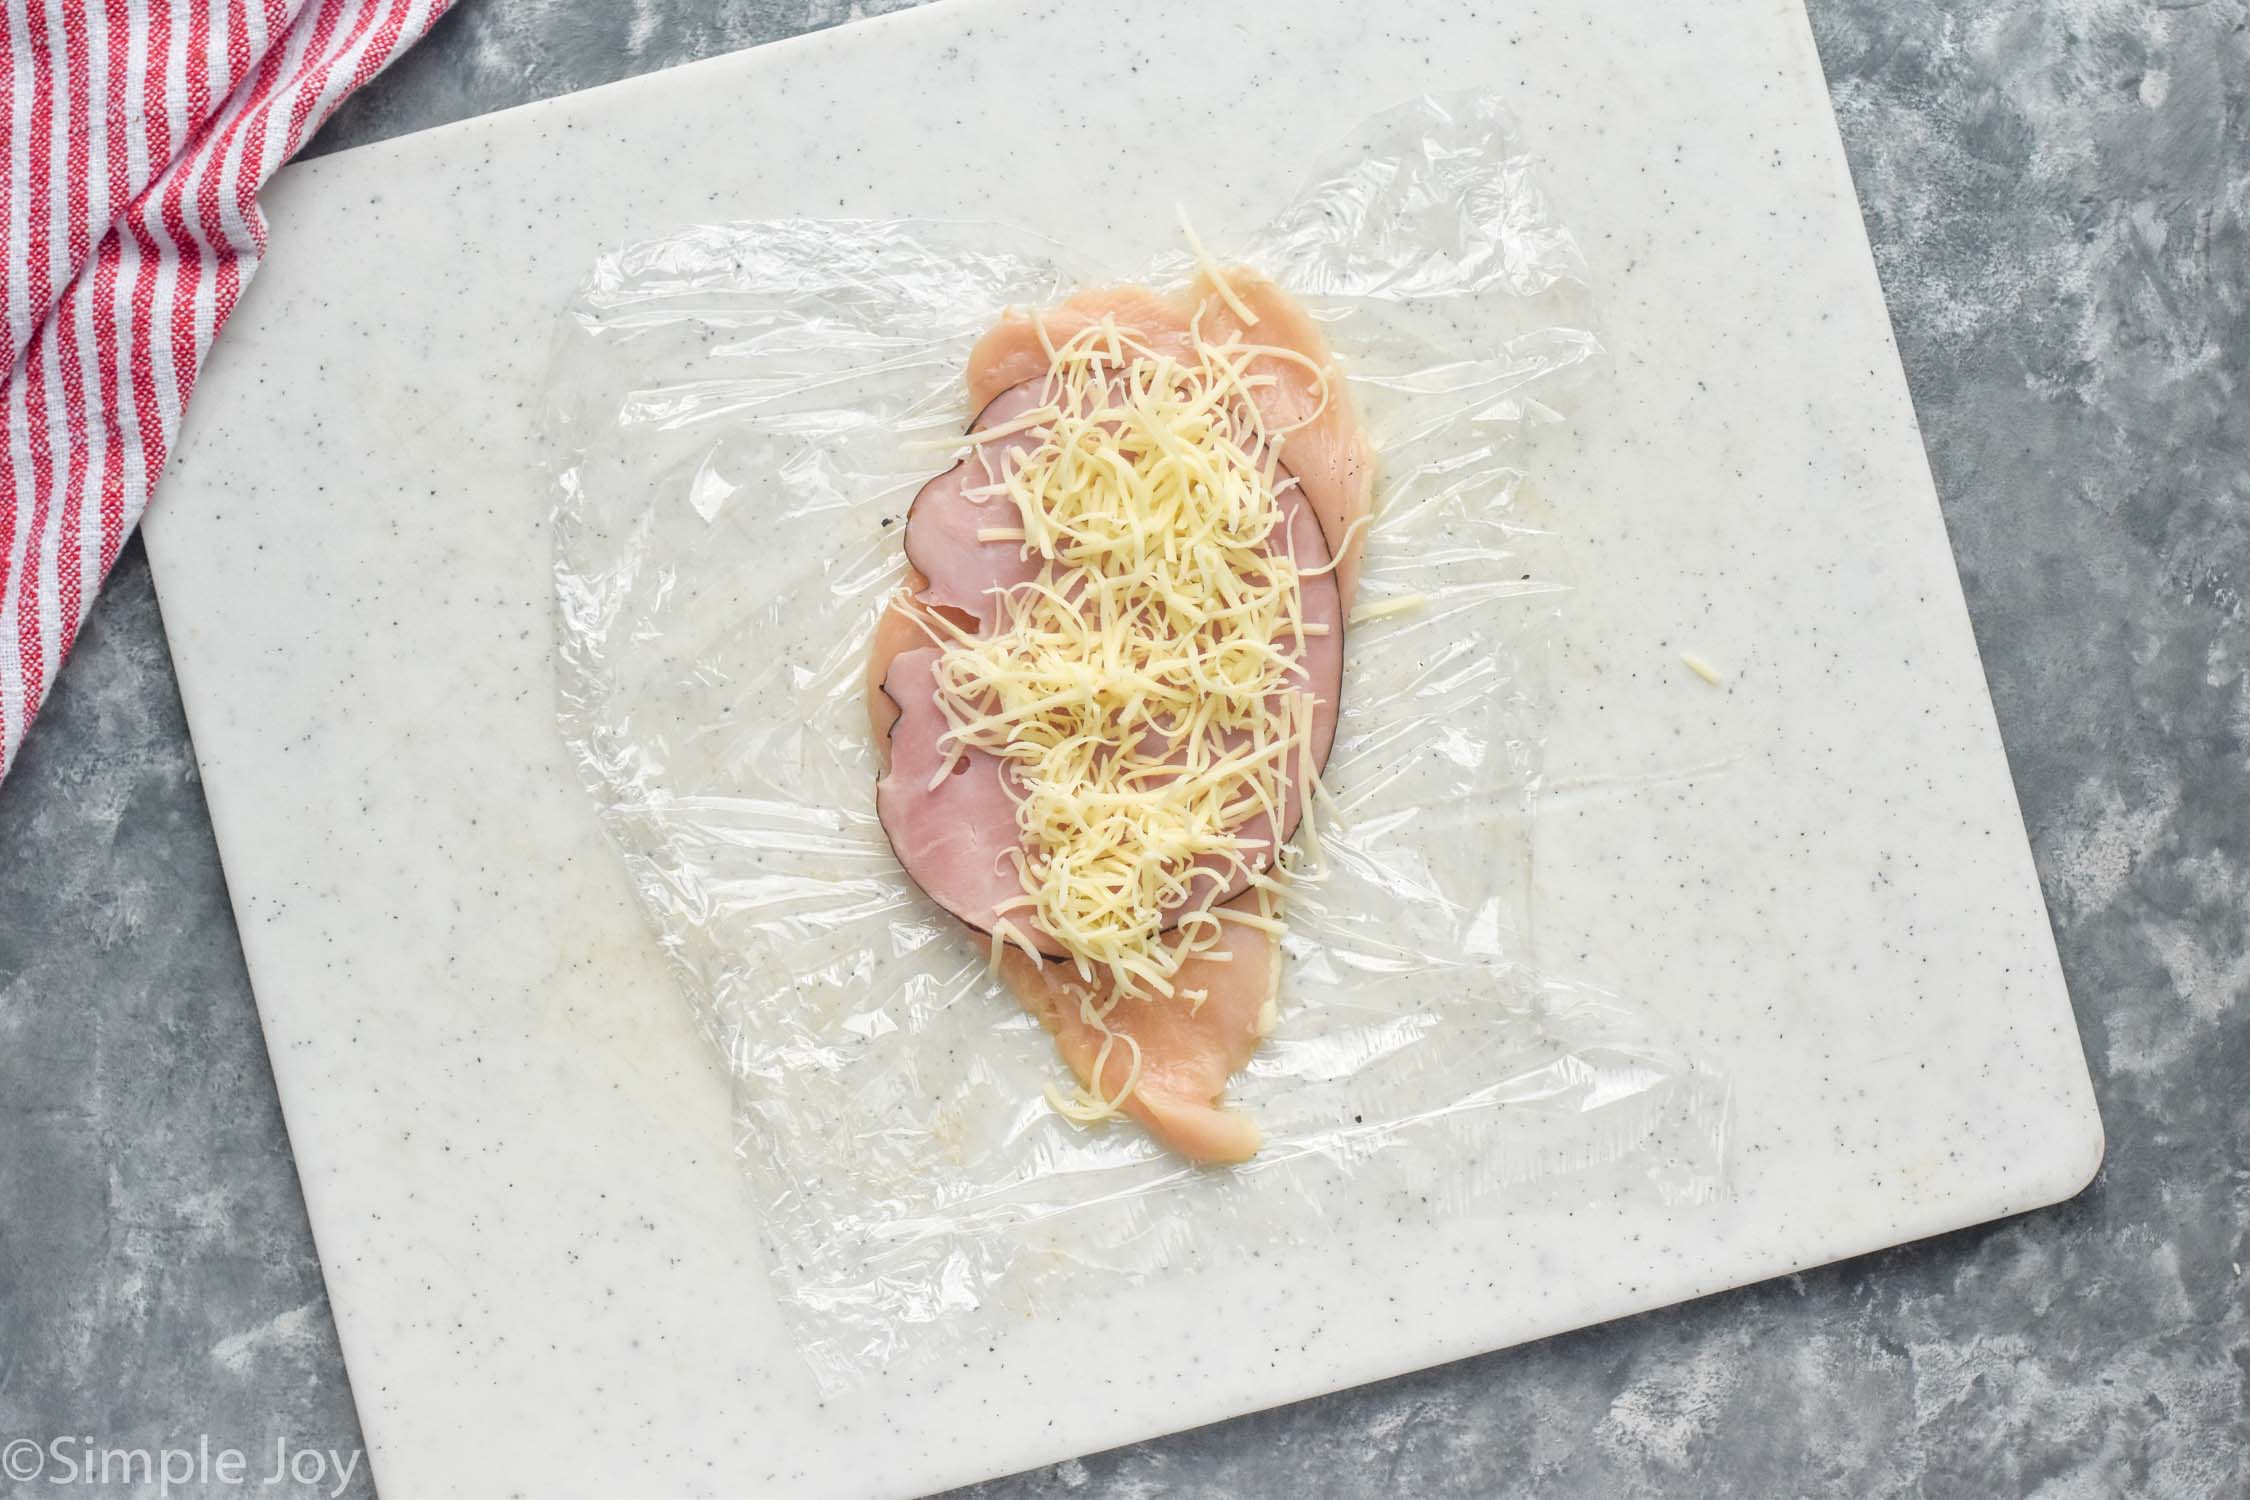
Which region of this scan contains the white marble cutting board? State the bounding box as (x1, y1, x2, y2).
(142, 1, 2103, 1495)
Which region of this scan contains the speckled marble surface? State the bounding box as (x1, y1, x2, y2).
(1, 2, 2242, 1497)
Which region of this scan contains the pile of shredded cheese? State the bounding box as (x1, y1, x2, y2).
(926, 309, 1337, 1008)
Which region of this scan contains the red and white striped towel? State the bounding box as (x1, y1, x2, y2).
(1, 0, 450, 781)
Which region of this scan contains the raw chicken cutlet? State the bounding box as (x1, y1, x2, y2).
(869, 272, 1372, 1163)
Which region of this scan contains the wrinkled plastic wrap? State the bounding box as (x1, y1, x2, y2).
(547, 96, 1728, 1390)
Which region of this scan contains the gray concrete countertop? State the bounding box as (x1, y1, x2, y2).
(3, 2, 2244, 1496)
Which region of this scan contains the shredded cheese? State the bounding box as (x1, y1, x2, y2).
(1178, 208, 1259, 327)
(986, 917, 1044, 976)
(927, 311, 1332, 997)
(1213, 905, 1288, 935)
(1349, 592, 1427, 625)
(1042, 987, 1145, 1123)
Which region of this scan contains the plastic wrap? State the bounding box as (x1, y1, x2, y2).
(547, 95, 1728, 1390)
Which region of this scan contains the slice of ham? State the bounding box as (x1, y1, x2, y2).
(902, 381, 1049, 634)
(875, 378, 1344, 953)
(874, 641, 1036, 946)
